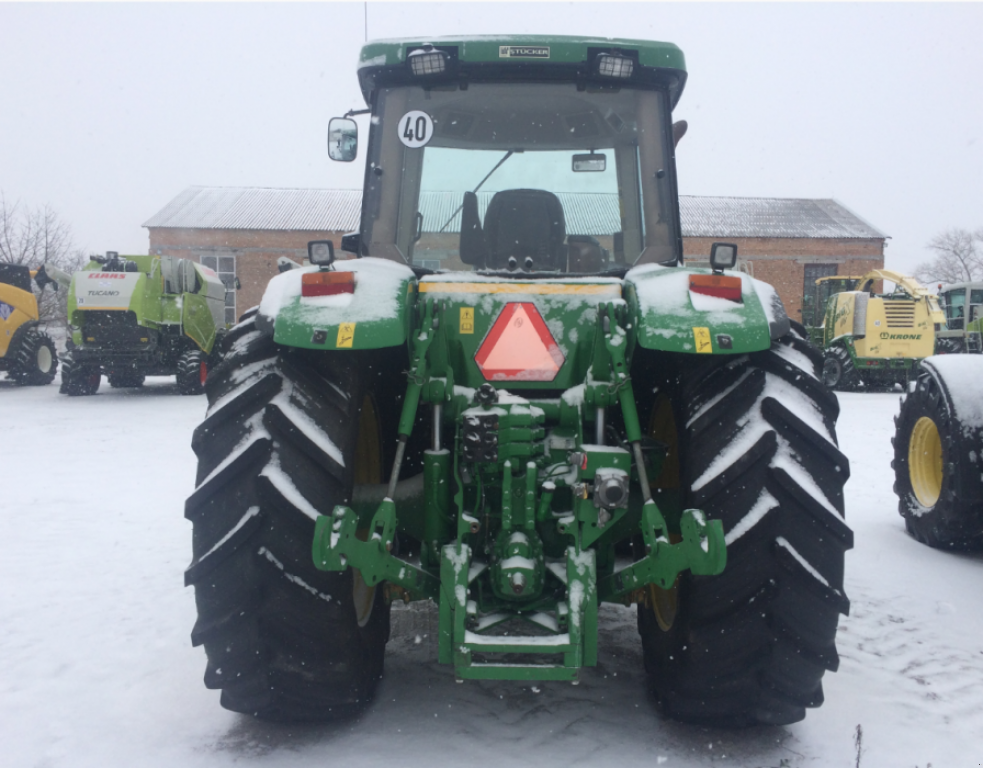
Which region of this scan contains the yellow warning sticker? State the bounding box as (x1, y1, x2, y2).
(460, 307, 475, 334)
(337, 322, 356, 348)
(693, 327, 712, 354)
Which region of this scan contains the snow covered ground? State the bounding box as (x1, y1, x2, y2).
(2, 378, 982, 768)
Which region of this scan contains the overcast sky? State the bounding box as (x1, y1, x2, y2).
(2, 2, 981, 275)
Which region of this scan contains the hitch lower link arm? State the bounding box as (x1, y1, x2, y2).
(594, 304, 726, 600)
(312, 300, 442, 602)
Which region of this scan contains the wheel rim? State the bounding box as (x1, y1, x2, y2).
(823, 356, 840, 387)
(353, 394, 383, 627)
(199, 360, 208, 386)
(36, 344, 53, 373)
(909, 416, 943, 507)
(647, 578, 679, 631)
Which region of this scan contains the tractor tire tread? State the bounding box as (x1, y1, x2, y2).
(639, 331, 851, 727)
(185, 332, 389, 721)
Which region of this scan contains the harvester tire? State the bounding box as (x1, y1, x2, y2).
(108, 372, 145, 388)
(9, 327, 57, 386)
(822, 345, 862, 391)
(184, 317, 390, 721)
(59, 351, 100, 396)
(176, 349, 207, 395)
(892, 357, 983, 549)
(639, 326, 853, 726)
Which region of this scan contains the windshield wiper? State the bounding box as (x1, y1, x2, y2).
(437, 150, 515, 233)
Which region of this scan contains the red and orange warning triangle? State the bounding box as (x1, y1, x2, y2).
(475, 303, 565, 382)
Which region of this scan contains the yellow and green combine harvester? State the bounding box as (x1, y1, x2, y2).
(36, 252, 226, 395)
(184, 35, 852, 727)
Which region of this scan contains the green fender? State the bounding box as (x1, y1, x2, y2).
(258, 258, 417, 350)
(625, 264, 788, 355)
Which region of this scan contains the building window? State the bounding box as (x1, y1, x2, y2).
(200, 254, 237, 326)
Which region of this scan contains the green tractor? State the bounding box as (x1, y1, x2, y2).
(185, 36, 852, 727)
(37, 252, 227, 395)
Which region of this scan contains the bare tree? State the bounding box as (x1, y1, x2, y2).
(913, 227, 983, 286)
(0, 192, 87, 324)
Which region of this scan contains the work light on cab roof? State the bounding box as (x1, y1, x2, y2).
(408, 44, 448, 76)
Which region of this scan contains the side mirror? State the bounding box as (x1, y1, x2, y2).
(341, 232, 361, 256)
(308, 240, 335, 267)
(709, 242, 738, 272)
(277, 256, 300, 273)
(234, 276, 241, 290)
(328, 117, 358, 162)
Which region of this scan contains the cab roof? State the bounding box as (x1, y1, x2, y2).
(356, 34, 687, 107)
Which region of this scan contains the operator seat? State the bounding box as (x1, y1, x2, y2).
(483, 189, 566, 271)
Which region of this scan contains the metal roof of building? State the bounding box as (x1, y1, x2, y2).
(679, 196, 885, 239)
(142, 187, 362, 232)
(145, 186, 886, 240)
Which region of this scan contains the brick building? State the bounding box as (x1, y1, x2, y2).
(144, 186, 886, 325)
(144, 187, 361, 322)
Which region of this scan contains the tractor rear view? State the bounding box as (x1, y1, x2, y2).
(185, 36, 852, 727)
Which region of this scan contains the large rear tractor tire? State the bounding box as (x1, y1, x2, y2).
(9, 327, 57, 386)
(639, 326, 853, 726)
(59, 351, 101, 396)
(176, 349, 208, 395)
(822, 345, 862, 391)
(893, 357, 983, 549)
(184, 315, 390, 721)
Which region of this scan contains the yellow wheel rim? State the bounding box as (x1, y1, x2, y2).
(909, 416, 943, 508)
(353, 394, 383, 627)
(647, 578, 679, 631)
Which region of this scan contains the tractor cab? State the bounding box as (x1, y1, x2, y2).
(330, 38, 685, 275)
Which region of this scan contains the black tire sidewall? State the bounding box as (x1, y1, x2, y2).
(895, 367, 983, 548)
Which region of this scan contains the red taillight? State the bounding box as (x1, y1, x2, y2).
(301, 271, 355, 297)
(689, 274, 742, 302)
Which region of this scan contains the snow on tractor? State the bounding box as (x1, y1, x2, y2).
(184, 35, 852, 726)
(0, 264, 58, 385)
(36, 252, 226, 396)
(893, 355, 983, 548)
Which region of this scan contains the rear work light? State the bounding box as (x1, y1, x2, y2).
(408, 46, 448, 75)
(596, 54, 634, 79)
(301, 271, 355, 297)
(689, 274, 742, 303)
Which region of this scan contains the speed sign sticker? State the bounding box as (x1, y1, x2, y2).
(398, 110, 434, 148)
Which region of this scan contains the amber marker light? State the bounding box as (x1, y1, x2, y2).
(301, 271, 356, 297)
(689, 274, 742, 302)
